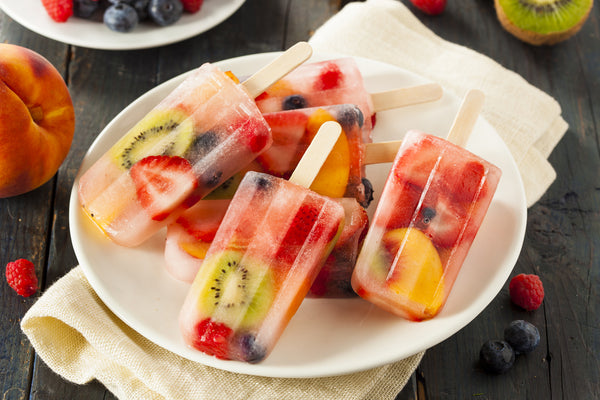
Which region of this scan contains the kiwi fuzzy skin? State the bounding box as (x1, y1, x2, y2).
(494, 0, 593, 45)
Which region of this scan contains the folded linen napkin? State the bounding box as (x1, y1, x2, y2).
(21, 1, 568, 399)
(309, 0, 567, 207)
(22, 267, 421, 400)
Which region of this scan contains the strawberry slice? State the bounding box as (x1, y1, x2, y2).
(275, 201, 338, 265)
(130, 155, 198, 221)
(175, 200, 229, 242)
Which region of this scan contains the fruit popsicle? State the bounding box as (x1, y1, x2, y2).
(78, 42, 312, 247)
(352, 90, 502, 321)
(254, 57, 443, 138)
(179, 122, 345, 363)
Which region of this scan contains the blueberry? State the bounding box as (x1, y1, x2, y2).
(282, 94, 307, 110)
(337, 105, 364, 130)
(186, 131, 220, 160)
(252, 173, 273, 191)
(148, 0, 183, 26)
(237, 333, 267, 363)
(360, 177, 374, 208)
(504, 320, 540, 354)
(479, 340, 515, 374)
(421, 207, 436, 225)
(74, 0, 99, 18)
(104, 3, 139, 33)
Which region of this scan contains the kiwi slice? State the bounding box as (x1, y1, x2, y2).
(494, 0, 593, 45)
(109, 109, 194, 169)
(197, 250, 274, 328)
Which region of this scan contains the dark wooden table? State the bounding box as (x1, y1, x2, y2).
(1, 1, 599, 399)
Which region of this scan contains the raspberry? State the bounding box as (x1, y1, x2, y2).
(5, 259, 39, 297)
(41, 0, 74, 22)
(409, 0, 447, 15)
(180, 0, 203, 13)
(509, 273, 544, 311)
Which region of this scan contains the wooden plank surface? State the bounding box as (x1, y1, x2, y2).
(0, 0, 598, 399)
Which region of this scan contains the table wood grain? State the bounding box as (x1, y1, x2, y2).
(1, 1, 598, 399)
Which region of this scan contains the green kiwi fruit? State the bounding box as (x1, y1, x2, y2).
(109, 109, 195, 169)
(197, 250, 274, 328)
(494, 0, 593, 45)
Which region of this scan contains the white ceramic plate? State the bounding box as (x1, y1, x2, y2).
(69, 51, 527, 378)
(0, 0, 245, 50)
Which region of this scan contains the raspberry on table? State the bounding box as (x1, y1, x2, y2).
(5, 259, 39, 297)
(509, 273, 544, 311)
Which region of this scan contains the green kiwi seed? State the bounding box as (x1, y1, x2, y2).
(494, 0, 593, 45)
(197, 250, 274, 329)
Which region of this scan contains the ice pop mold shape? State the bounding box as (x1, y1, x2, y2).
(352, 90, 502, 321)
(78, 42, 313, 247)
(179, 122, 346, 363)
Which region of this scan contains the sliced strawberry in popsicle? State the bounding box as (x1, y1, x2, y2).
(130, 155, 198, 221)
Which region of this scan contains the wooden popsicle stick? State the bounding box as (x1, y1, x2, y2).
(363, 89, 484, 165)
(289, 121, 342, 188)
(446, 89, 485, 147)
(363, 140, 403, 165)
(242, 42, 313, 99)
(370, 83, 443, 112)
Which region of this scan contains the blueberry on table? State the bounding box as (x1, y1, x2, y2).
(479, 340, 515, 374)
(504, 320, 540, 354)
(104, 3, 139, 33)
(149, 0, 183, 26)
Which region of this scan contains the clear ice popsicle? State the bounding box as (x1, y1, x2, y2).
(179, 122, 345, 363)
(78, 43, 312, 247)
(351, 91, 502, 321)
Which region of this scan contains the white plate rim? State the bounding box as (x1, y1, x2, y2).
(0, 0, 246, 50)
(69, 50, 528, 378)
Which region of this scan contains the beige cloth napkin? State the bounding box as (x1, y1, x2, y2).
(21, 1, 568, 399)
(22, 267, 421, 399)
(309, 0, 568, 207)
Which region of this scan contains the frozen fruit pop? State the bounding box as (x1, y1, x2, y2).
(78, 42, 313, 247)
(254, 57, 443, 139)
(352, 90, 502, 321)
(179, 122, 345, 363)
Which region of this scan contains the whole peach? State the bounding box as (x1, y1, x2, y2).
(0, 43, 75, 198)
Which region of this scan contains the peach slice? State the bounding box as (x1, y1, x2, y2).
(382, 228, 445, 315)
(306, 108, 350, 198)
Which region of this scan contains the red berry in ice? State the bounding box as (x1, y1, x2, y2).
(130, 155, 198, 221)
(5, 259, 38, 297)
(192, 318, 233, 360)
(410, 0, 447, 15)
(509, 273, 544, 311)
(314, 61, 343, 91)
